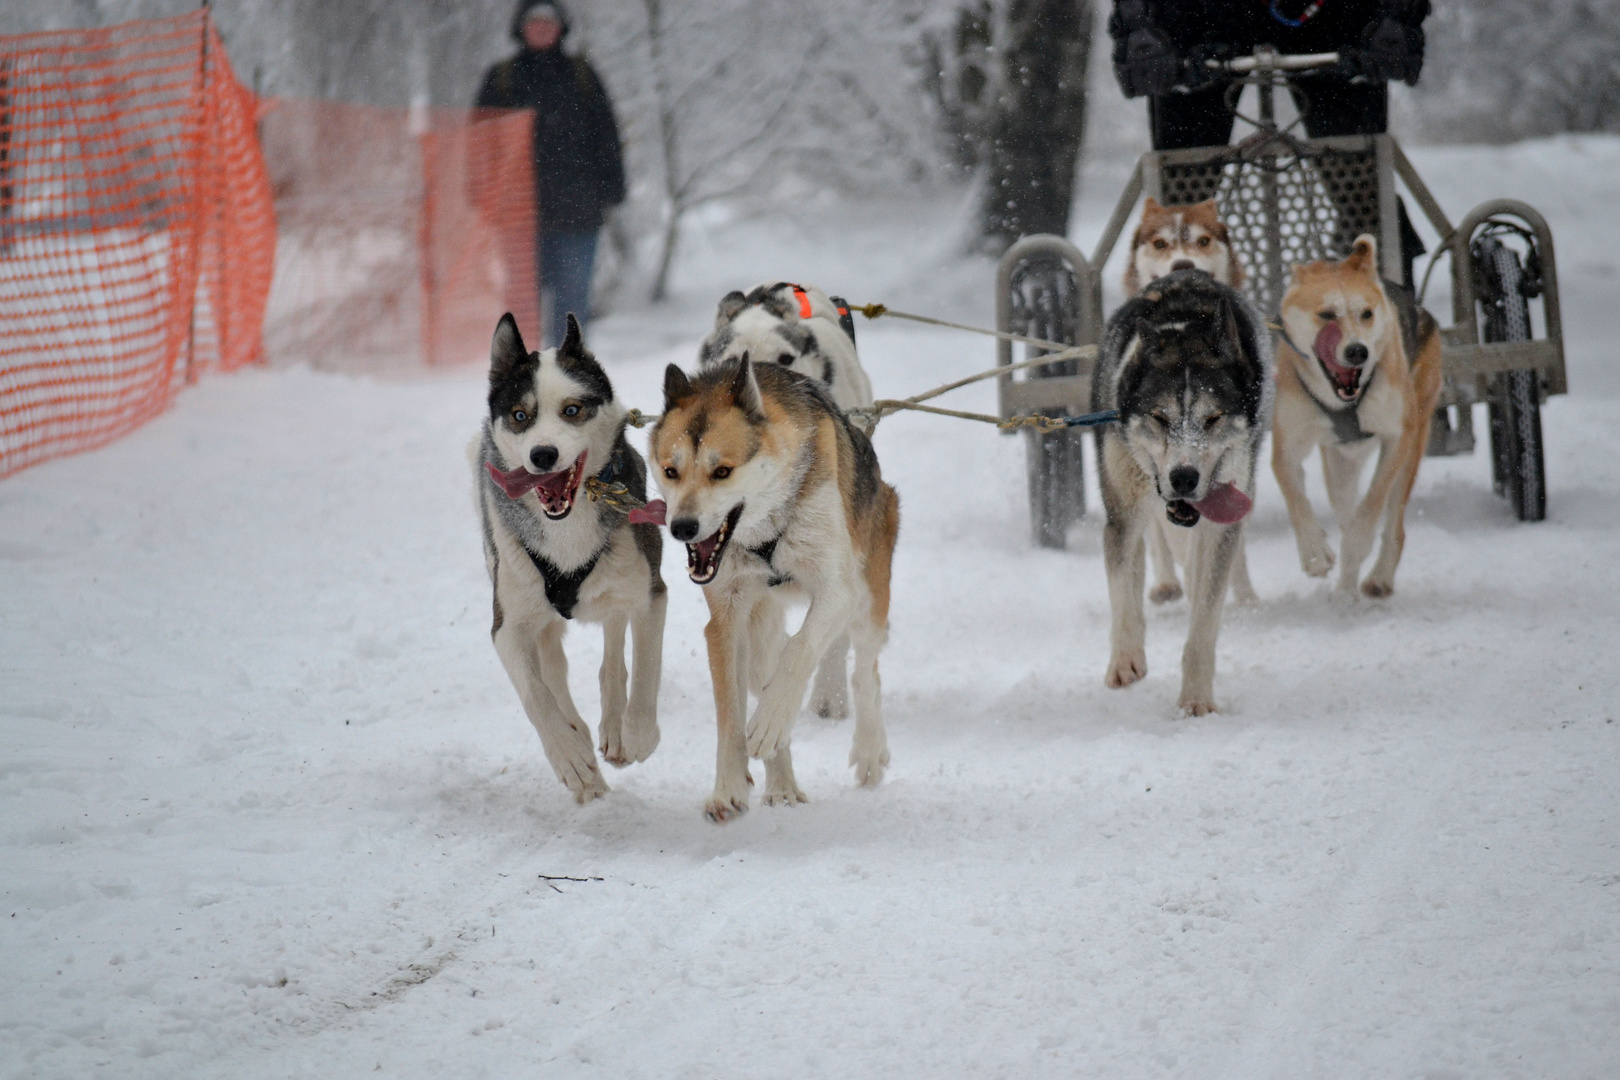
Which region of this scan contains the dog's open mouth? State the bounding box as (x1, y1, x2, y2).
(1166, 481, 1253, 528)
(686, 504, 743, 584)
(485, 451, 588, 519)
(1314, 323, 1363, 403)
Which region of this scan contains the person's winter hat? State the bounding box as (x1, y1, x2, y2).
(511, 0, 571, 41)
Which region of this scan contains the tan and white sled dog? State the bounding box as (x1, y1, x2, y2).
(651, 358, 900, 822)
(1123, 196, 1258, 607)
(1272, 235, 1442, 598)
(698, 281, 874, 721)
(476, 314, 667, 803)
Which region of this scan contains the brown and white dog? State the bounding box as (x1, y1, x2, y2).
(1271, 235, 1442, 598)
(1123, 197, 1257, 606)
(651, 358, 900, 822)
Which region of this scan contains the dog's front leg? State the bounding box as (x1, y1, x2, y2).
(1273, 426, 1335, 577)
(1102, 503, 1149, 689)
(1361, 418, 1429, 598)
(1178, 520, 1239, 715)
(746, 581, 855, 761)
(702, 589, 752, 822)
(619, 588, 666, 764)
(495, 617, 607, 803)
(596, 614, 631, 766)
(1337, 435, 1404, 597)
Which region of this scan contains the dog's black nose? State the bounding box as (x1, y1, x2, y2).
(1171, 259, 1195, 271)
(1343, 342, 1369, 365)
(1169, 466, 1200, 497)
(529, 445, 559, 471)
(670, 517, 700, 543)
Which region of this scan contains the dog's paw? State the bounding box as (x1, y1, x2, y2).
(1360, 576, 1394, 599)
(556, 754, 609, 804)
(763, 781, 808, 807)
(1300, 537, 1335, 578)
(746, 694, 797, 761)
(1328, 581, 1361, 604)
(1149, 581, 1183, 604)
(1178, 696, 1218, 717)
(1105, 650, 1148, 689)
(616, 712, 661, 764)
(704, 789, 749, 823)
(849, 741, 890, 787)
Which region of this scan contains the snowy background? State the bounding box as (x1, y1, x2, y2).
(4, 134, 1620, 1076)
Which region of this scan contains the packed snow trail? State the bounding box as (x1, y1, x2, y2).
(3, 139, 1619, 1078)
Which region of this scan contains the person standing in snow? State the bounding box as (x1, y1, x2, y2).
(476, 1, 626, 347)
(1108, 0, 1430, 280)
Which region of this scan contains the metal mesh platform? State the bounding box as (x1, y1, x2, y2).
(1151, 137, 1388, 315)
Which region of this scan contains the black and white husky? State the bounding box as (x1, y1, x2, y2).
(698, 281, 875, 720)
(1092, 270, 1273, 715)
(474, 313, 667, 803)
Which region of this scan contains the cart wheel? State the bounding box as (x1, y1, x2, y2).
(1476, 238, 1546, 521)
(1025, 425, 1085, 548)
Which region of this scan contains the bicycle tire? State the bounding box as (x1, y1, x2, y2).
(1477, 239, 1546, 521)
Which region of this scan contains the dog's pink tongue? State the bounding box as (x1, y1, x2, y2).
(628, 500, 666, 525)
(485, 461, 545, 499)
(1187, 481, 1252, 525)
(1313, 322, 1342, 369)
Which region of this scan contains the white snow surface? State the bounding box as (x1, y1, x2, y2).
(4, 138, 1620, 1078)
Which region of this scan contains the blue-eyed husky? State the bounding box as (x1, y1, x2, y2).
(475, 313, 667, 803)
(1092, 270, 1273, 715)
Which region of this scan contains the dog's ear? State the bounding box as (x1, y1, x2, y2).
(716, 290, 748, 325)
(1345, 234, 1378, 275)
(490, 313, 529, 386)
(1142, 196, 1161, 214)
(728, 356, 764, 420)
(1217, 293, 1246, 360)
(559, 312, 585, 357)
(663, 364, 694, 412)
(1133, 317, 1162, 357)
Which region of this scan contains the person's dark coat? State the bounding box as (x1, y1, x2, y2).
(476, 43, 626, 233)
(1110, 0, 1429, 98)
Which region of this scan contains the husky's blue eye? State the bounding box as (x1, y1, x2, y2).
(512, 409, 528, 423)
(563, 404, 580, 417)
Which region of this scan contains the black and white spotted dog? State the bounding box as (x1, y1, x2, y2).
(475, 312, 667, 803)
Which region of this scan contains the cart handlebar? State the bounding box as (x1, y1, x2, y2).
(1205, 49, 1341, 74)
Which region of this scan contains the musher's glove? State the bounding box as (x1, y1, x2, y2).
(1181, 42, 1235, 92)
(1358, 15, 1425, 85)
(1114, 26, 1183, 98)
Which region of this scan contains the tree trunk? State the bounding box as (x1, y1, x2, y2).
(979, 0, 1092, 250)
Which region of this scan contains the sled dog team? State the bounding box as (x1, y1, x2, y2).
(476, 209, 1442, 819)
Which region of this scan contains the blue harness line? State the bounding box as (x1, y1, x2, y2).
(1055, 409, 1122, 428)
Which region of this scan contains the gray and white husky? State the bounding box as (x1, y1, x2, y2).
(1092, 270, 1274, 715)
(698, 281, 874, 721)
(474, 312, 667, 803)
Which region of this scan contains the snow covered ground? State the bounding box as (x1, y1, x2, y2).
(4, 138, 1619, 1078)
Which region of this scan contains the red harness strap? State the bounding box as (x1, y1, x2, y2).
(788, 284, 813, 320)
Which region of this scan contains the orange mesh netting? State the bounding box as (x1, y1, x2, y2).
(260, 100, 539, 374)
(0, 11, 275, 480)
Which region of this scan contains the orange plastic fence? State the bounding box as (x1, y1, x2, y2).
(0, 11, 275, 480)
(260, 100, 539, 374)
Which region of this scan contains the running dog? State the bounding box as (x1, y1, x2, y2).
(1271, 235, 1442, 598)
(699, 281, 875, 721)
(1123, 196, 1257, 607)
(650, 357, 900, 822)
(475, 313, 667, 804)
(1093, 269, 1273, 715)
